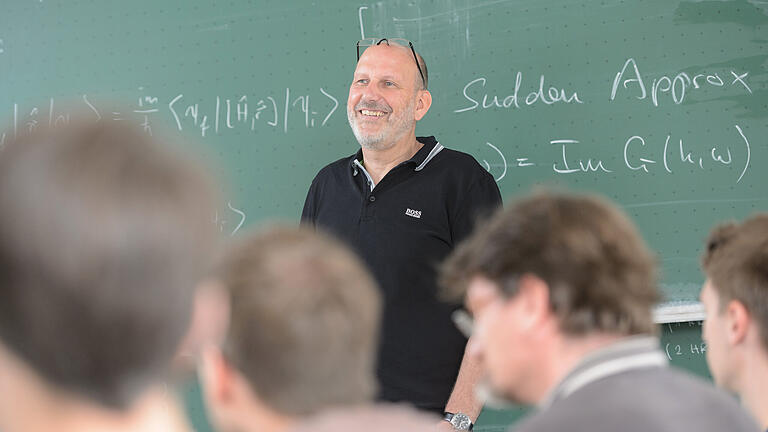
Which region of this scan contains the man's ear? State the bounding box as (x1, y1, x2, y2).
(199, 345, 235, 405)
(176, 280, 230, 369)
(725, 299, 750, 346)
(414, 90, 432, 121)
(514, 274, 551, 331)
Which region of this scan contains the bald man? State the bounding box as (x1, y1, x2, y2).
(302, 38, 501, 431)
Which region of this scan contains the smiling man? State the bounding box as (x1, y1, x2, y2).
(302, 38, 501, 430)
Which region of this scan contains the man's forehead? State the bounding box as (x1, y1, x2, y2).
(355, 44, 416, 75)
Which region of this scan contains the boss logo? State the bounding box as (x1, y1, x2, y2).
(405, 208, 422, 219)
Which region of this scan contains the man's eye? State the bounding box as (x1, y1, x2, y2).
(384, 81, 395, 86)
(355, 79, 368, 85)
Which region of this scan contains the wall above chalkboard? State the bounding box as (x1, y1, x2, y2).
(1, 0, 766, 307)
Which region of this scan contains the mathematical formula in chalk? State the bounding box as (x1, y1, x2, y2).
(0, 87, 341, 145)
(479, 124, 752, 185)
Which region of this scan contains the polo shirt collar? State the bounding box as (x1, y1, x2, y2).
(540, 336, 668, 409)
(350, 136, 444, 175)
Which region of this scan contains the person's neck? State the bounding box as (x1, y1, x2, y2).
(230, 401, 295, 432)
(15, 386, 191, 432)
(532, 332, 627, 404)
(360, 134, 422, 185)
(736, 345, 768, 429)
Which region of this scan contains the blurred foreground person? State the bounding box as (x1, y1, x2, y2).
(0, 119, 219, 432)
(200, 226, 437, 432)
(701, 214, 768, 430)
(441, 192, 758, 432)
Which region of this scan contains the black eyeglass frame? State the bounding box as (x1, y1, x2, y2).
(356, 38, 427, 90)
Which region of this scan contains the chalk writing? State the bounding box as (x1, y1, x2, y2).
(610, 58, 752, 106)
(552, 139, 612, 174)
(7, 87, 340, 140)
(622, 125, 751, 184)
(213, 202, 247, 236)
(455, 75, 583, 113)
(477, 125, 753, 184)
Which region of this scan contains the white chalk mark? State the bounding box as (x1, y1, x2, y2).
(735, 125, 750, 183)
(215, 97, 220, 134)
(283, 88, 290, 133)
(320, 88, 338, 126)
(358, 6, 368, 40)
(551, 139, 579, 145)
(392, 0, 513, 22)
(623, 198, 768, 209)
(168, 94, 183, 131)
(82, 94, 101, 121)
(228, 202, 246, 236)
(483, 160, 491, 171)
(486, 142, 507, 181)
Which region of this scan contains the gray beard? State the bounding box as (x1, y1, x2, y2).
(347, 104, 415, 151)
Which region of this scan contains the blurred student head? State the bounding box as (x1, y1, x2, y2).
(441, 191, 658, 405)
(701, 214, 768, 428)
(0, 118, 219, 432)
(200, 226, 381, 432)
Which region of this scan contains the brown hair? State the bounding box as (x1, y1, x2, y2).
(0, 118, 218, 408)
(441, 192, 659, 336)
(702, 214, 768, 350)
(219, 226, 381, 415)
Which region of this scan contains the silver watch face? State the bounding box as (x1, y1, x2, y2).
(450, 413, 472, 430)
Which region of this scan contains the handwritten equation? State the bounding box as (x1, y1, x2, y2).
(456, 56, 759, 185)
(664, 321, 707, 361)
(0, 87, 340, 145)
(480, 125, 752, 184)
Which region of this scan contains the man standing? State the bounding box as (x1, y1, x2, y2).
(302, 38, 501, 428)
(700, 214, 768, 430)
(440, 192, 758, 432)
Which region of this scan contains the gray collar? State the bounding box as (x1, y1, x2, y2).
(352, 142, 444, 191)
(540, 336, 668, 408)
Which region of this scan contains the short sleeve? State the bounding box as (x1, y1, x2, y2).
(300, 178, 319, 227)
(450, 173, 502, 244)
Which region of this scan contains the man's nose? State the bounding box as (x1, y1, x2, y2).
(360, 84, 384, 103)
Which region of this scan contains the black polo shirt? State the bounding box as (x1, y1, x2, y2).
(301, 136, 502, 412)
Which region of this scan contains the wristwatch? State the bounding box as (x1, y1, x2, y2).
(443, 412, 474, 431)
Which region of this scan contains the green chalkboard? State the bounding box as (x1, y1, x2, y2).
(1, 0, 766, 304)
(0, 2, 761, 428)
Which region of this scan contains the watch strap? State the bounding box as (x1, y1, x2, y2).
(443, 412, 474, 431)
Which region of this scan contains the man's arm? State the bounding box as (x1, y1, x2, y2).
(441, 170, 500, 428)
(443, 341, 484, 423)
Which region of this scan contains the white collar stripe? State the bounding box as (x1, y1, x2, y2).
(354, 160, 376, 192)
(415, 143, 444, 171)
(545, 351, 668, 408)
